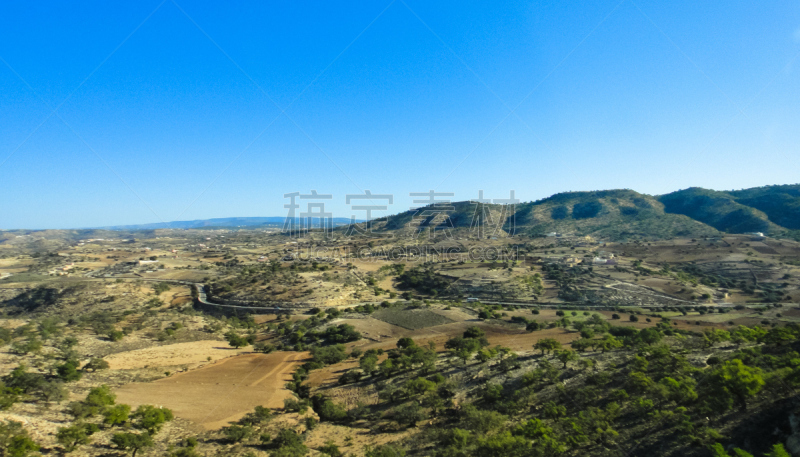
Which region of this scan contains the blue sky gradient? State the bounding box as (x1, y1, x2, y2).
(2, 1, 799, 229)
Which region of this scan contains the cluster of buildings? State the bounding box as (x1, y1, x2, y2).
(49, 262, 75, 276)
(593, 251, 617, 266)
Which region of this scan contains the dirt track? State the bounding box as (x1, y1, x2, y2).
(114, 351, 307, 430)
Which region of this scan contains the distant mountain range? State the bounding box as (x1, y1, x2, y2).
(99, 217, 359, 230)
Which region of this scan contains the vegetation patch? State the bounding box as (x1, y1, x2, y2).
(372, 307, 455, 330)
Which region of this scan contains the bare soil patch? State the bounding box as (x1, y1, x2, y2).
(114, 351, 307, 430)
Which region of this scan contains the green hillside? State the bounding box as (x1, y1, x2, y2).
(727, 184, 800, 230)
(509, 189, 720, 240)
(658, 188, 779, 234)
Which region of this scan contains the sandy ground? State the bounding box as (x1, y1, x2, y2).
(114, 351, 307, 430)
(104, 340, 252, 370)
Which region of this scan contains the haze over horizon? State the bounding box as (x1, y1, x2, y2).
(2, 1, 800, 230)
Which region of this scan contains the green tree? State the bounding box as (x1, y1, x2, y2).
(709, 359, 764, 411)
(238, 405, 272, 425)
(86, 385, 116, 408)
(224, 331, 249, 349)
(111, 432, 153, 457)
(222, 424, 253, 443)
(0, 420, 39, 457)
(555, 349, 578, 368)
(132, 405, 174, 434)
(703, 329, 731, 348)
(765, 444, 791, 457)
(405, 377, 436, 397)
(104, 404, 131, 426)
(56, 424, 91, 452)
(533, 338, 561, 355)
(597, 334, 623, 353)
(56, 360, 82, 382)
(360, 354, 378, 374)
(0, 384, 18, 411)
(39, 380, 68, 405)
(269, 428, 308, 456)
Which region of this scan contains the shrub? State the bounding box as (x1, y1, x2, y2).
(222, 424, 252, 443)
(111, 432, 153, 456)
(253, 342, 276, 353)
(365, 444, 406, 457)
(56, 361, 83, 382)
(283, 397, 309, 413)
(0, 420, 39, 456)
(311, 345, 348, 365)
(238, 405, 272, 425)
(393, 402, 426, 427)
(318, 441, 344, 457)
(83, 358, 110, 372)
(56, 424, 91, 452)
(269, 429, 307, 455)
(313, 396, 348, 423)
(104, 404, 131, 426)
(132, 405, 173, 434)
(86, 385, 116, 408)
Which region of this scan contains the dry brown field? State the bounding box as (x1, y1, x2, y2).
(115, 351, 308, 429)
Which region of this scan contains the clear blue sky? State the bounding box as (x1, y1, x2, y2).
(2, 1, 799, 229)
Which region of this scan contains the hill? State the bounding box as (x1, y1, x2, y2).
(364, 185, 800, 240)
(510, 189, 720, 239)
(658, 188, 779, 234)
(368, 189, 721, 240)
(727, 184, 800, 230)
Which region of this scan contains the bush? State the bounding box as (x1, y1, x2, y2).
(269, 429, 307, 455)
(83, 358, 110, 372)
(313, 396, 349, 423)
(86, 385, 116, 408)
(111, 432, 153, 455)
(56, 361, 83, 382)
(132, 405, 173, 434)
(253, 342, 276, 353)
(222, 424, 252, 443)
(459, 405, 506, 434)
(56, 424, 91, 452)
(284, 397, 309, 413)
(311, 345, 348, 365)
(319, 441, 345, 457)
(224, 331, 251, 349)
(0, 420, 39, 456)
(338, 369, 364, 385)
(104, 404, 131, 426)
(365, 444, 406, 457)
(238, 405, 272, 425)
